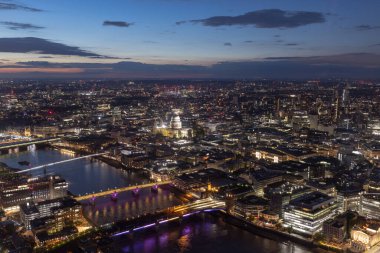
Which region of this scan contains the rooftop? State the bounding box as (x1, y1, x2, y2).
(289, 191, 335, 211)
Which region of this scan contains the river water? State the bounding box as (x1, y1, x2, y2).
(0, 147, 145, 195)
(0, 148, 317, 253)
(110, 214, 318, 253)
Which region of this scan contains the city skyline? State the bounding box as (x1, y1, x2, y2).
(0, 0, 379, 78)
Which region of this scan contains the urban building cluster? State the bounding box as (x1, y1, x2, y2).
(0, 79, 379, 252)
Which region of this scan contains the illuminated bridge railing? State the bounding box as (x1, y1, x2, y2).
(75, 181, 172, 201)
(112, 200, 226, 237)
(0, 137, 61, 150)
(169, 197, 226, 214)
(15, 152, 108, 174)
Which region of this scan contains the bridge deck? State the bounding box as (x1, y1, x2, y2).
(15, 152, 107, 173)
(75, 181, 172, 201)
(0, 137, 61, 150)
(170, 197, 225, 214)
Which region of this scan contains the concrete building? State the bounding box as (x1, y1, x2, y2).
(251, 170, 283, 197)
(337, 189, 362, 213)
(264, 181, 311, 217)
(0, 175, 68, 211)
(323, 218, 346, 243)
(234, 195, 269, 218)
(19, 202, 40, 229)
(283, 192, 338, 235)
(20, 197, 81, 231)
(361, 194, 380, 220)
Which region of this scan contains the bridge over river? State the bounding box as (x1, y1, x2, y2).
(75, 181, 172, 201)
(0, 137, 61, 151)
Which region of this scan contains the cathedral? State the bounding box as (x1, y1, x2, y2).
(153, 109, 193, 139)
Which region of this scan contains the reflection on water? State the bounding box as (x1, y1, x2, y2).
(83, 188, 182, 226)
(112, 215, 317, 253)
(1, 148, 323, 253)
(0, 148, 145, 195)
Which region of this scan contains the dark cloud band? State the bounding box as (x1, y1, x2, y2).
(103, 21, 133, 27)
(356, 25, 380, 31)
(179, 9, 325, 28)
(3, 53, 379, 79)
(0, 37, 100, 57)
(1, 22, 44, 30)
(0, 2, 42, 12)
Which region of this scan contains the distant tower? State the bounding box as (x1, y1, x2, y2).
(170, 109, 182, 129)
(276, 97, 281, 117)
(49, 176, 54, 199)
(334, 96, 340, 122)
(342, 84, 350, 106)
(342, 84, 350, 114)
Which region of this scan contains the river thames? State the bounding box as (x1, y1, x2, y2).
(0, 148, 321, 253)
(0, 146, 145, 195)
(108, 214, 321, 253)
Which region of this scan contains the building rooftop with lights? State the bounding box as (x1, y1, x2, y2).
(283, 191, 338, 235)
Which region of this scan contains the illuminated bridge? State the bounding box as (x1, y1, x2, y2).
(169, 197, 225, 214)
(112, 197, 226, 237)
(75, 181, 172, 201)
(15, 152, 107, 174)
(0, 137, 61, 150)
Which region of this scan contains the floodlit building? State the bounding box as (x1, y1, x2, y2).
(153, 109, 193, 139)
(351, 223, 380, 251)
(0, 175, 68, 211)
(337, 189, 362, 213)
(234, 195, 269, 218)
(20, 197, 81, 231)
(361, 194, 380, 220)
(19, 202, 40, 230)
(264, 181, 311, 217)
(283, 191, 338, 235)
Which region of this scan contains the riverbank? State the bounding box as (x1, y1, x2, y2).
(50, 145, 148, 175)
(217, 212, 342, 253)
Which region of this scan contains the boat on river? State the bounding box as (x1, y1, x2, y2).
(18, 160, 30, 166)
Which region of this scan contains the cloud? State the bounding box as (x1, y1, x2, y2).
(356, 25, 380, 31)
(175, 21, 187, 25)
(103, 21, 133, 27)
(224, 42, 232, 46)
(0, 37, 101, 57)
(88, 55, 131, 60)
(0, 2, 42, 12)
(264, 53, 380, 67)
(4, 53, 380, 79)
(1, 21, 44, 30)
(186, 9, 325, 28)
(244, 40, 254, 43)
(284, 43, 299, 46)
(143, 40, 159, 44)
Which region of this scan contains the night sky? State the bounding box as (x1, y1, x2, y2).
(0, 0, 379, 79)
